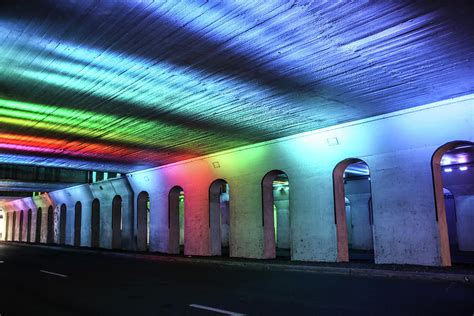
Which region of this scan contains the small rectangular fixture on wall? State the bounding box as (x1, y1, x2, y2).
(327, 137, 339, 146)
(212, 161, 220, 169)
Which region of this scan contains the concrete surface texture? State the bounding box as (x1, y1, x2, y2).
(1, 96, 473, 267)
(0, 243, 473, 316)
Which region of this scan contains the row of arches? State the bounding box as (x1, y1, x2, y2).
(5, 200, 109, 248)
(4, 141, 473, 265)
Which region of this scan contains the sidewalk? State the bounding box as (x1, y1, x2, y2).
(3, 241, 474, 284)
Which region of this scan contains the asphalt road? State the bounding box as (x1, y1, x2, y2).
(0, 243, 473, 316)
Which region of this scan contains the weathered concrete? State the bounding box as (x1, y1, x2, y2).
(2, 96, 473, 266)
(89, 178, 134, 250)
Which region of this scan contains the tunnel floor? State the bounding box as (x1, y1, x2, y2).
(0, 243, 473, 315)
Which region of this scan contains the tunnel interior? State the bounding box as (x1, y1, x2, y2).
(439, 142, 474, 264)
(343, 161, 374, 262)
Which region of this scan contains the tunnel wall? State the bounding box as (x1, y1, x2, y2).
(2, 96, 473, 266)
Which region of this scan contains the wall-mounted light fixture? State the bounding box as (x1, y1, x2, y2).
(327, 137, 339, 146)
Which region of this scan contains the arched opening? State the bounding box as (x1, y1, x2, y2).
(112, 195, 122, 249)
(443, 188, 458, 253)
(12, 211, 16, 241)
(91, 199, 100, 248)
(137, 191, 150, 251)
(19, 210, 24, 242)
(59, 204, 67, 245)
(74, 202, 82, 247)
(333, 159, 374, 262)
(35, 207, 42, 243)
(432, 141, 474, 265)
(262, 170, 290, 259)
(209, 179, 230, 256)
(47, 206, 54, 244)
(169, 186, 184, 254)
(27, 209, 32, 242)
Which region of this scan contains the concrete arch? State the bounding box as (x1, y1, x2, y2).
(47, 206, 54, 244)
(137, 191, 150, 251)
(432, 140, 474, 266)
(112, 195, 122, 249)
(262, 170, 290, 259)
(74, 201, 82, 247)
(59, 204, 67, 245)
(209, 179, 230, 256)
(333, 158, 373, 262)
(91, 199, 100, 247)
(168, 186, 184, 254)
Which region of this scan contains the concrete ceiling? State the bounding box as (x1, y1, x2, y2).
(0, 1, 473, 173)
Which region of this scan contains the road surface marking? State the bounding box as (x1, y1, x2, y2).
(0, 261, 4, 263)
(189, 304, 245, 315)
(40, 270, 68, 278)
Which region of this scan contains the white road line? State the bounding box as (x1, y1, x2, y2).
(189, 304, 246, 315)
(0, 261, 4, 263)
(40, 270, 68, 278)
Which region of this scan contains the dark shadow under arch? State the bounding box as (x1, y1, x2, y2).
(74, 202, 82, 246)
(59, 204, 67, 245)
(27, 209, 32, 242)
(35, 207, 42, 243)
(19, 210, 24, 242)
(91, 199, 100, 247)
(137, 191, 150, 251)
(262, 170, 290, 259)
(112, 195, 122, 249)
(12, 211, 17, 241)
(47, 206, 54, 244)
(209, 179, 230, 256)
(169, 186, 184, 254)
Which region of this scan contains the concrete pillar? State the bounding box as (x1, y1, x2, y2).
(289, 170, 338, 262)
(454, 195, 474, 251)
(6, 211, 12, 241)
(230, 176, 263, 259)
(370, 149, 441, 266)
(150, 187, 172, 254)
(184, 181, 211, 256)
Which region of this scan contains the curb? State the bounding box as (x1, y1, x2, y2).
(2, 242, 473, 284)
